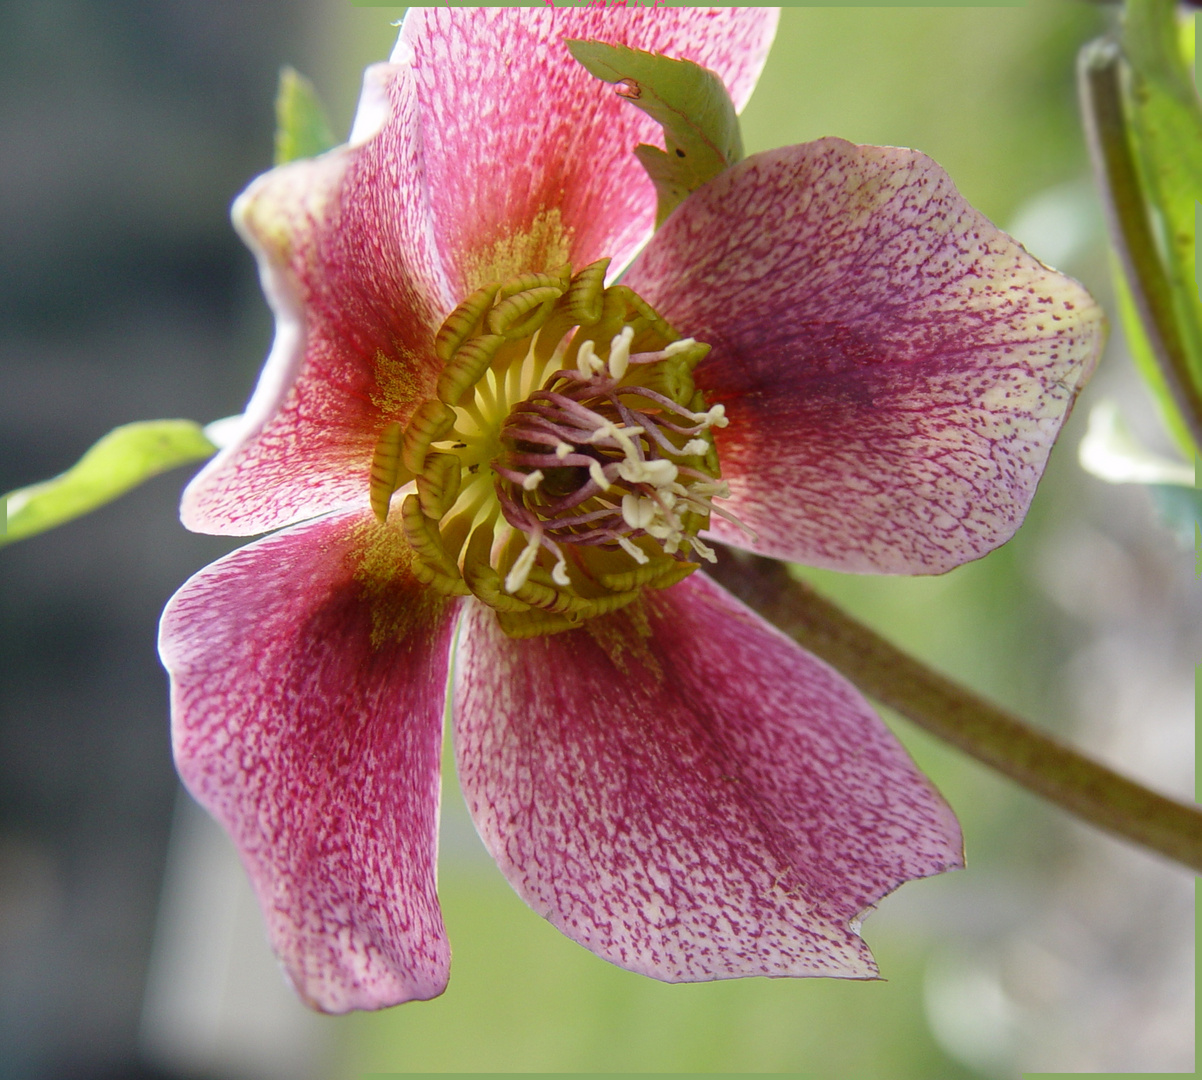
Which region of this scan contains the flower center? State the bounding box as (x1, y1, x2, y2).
(373, 259, 741, 638)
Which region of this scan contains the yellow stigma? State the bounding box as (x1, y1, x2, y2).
(373, 259, 739, 638)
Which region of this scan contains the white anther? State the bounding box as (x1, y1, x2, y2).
(589, 421, 644, 459)
(587, 420, 617, 444)
(588, 460, 611, 491)
(621, 493, 656, 531)
(521, 469, 544, 491)
(617, 536, 650, 565)
(554, 441, 573, 460)
(608, 326, 634, 380)
(551, 556, 571, 587)
(680, 439, 709, 457)
(575, 339, 605, 376)
(646, 459, 679, 484)
(590, 423, 648, 476)
(664, 337, 697, 357)
(504, 535, 541, 593)
(617, 458, 678, 486)
(694, 403, 728, 429)
(616, 433, 645, 463)
(690, 535, 718, 563)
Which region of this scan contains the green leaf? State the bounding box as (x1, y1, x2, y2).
(2, 420, 217, 547)
(1121, 0, 1202, 432)
(1079, 32, 1202, 453)
(274, 66, 337, 166)
(1112, 254, 1198, 457)
(567, 40, 743, 228)
(1148, 481, 1202, 548)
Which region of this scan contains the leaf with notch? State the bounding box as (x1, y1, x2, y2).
(568, 40, 743, 228)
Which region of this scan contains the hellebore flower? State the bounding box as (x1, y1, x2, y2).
(159, 9, 1104, 1013)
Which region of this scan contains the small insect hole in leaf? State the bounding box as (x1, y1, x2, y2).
(675, 148, 686, 158)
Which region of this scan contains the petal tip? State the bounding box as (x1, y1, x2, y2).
(286, 954, 450, 1015)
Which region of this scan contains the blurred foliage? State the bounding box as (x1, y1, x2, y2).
(1120, 0, 1202, 452)
(1112, 252, 1198, 455)
(338, 2, 1110, 1075)
(2, 420, 214, 547)
(274, 65, 337, 166)
(1147, 481, 1202, 547)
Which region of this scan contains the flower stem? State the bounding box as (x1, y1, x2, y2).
(1078, 36, 1202, 448)
(710, 548, 1202, 873)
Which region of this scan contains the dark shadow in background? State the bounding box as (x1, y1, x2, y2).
(1, 3, 317, 1077)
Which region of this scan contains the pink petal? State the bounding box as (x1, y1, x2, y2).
(159, 510, 460, 1012)
(453, 572, 962, 982)
(182, 62, 451, 536)
(625, 139, 1105, 573)
(398, 8, 778, 296)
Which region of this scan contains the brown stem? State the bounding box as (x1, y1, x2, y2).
(710, 548, 1202, 873)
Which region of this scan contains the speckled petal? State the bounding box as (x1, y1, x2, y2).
(398, 8, 778, 295)
(159, 510, 460, 1012)
(182, 61, 450, 536)
(625, 138, 1105, 573)
(453, 572, 962, 982)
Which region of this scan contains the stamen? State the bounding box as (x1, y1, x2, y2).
(589, 421, 645, 462)
(608, 326, 634, 380)
(693, 403, 728, 429)
(621, 493, 656, 530)
(504, 534, 542, 593)
(588, 460, 611, 491)
(663, 337, 697, 356)
(549, 543, 571, 586)
(617, 458, 678, 486)
(690, 535, 718, 563)
(617, 536, 650, 565)
(576, 339, 603, 377)
(521, 469, 544, 492)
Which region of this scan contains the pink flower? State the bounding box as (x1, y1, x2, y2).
(159, 9, 1103, 1013)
